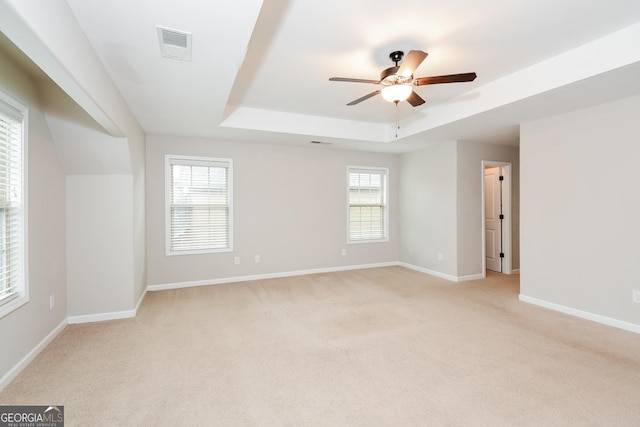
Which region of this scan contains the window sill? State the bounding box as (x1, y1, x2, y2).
(347, 238, 389, 245)
(0, 294, 29, 319)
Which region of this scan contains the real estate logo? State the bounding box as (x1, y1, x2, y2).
(0, 405, 64, 427)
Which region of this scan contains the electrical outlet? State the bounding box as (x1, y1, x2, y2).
(254, 255, 261, 263)
(234, 257, 240, 265)
(437, 252, 443, 261)
(341, 249, 347, 256)
(633, 290, 640, 304)
(49, 294, 55, 310)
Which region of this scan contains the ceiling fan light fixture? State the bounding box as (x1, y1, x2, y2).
(381, 84, 412, 103)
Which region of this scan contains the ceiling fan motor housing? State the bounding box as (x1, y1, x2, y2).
(380, 66, 411, 86)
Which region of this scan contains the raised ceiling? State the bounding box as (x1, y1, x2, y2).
(8, 0, 640, 152)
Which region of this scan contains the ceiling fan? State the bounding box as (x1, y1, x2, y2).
(329, 50, 477, 106)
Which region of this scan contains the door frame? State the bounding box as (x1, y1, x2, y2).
(481, 161, 513, 276)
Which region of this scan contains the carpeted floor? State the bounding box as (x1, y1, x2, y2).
(1, 267, 640, 426)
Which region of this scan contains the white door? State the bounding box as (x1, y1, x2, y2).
(485, 167, 502, 272)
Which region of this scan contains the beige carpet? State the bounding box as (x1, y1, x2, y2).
(1, 267, 640, 426)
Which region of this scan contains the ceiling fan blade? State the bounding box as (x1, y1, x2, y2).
(406, 91, 425, 107)
(397, 50, 428, 78)
(347, 90, 381, 106)
(414, 72, 477, 86)
(330, 77, 380, 84)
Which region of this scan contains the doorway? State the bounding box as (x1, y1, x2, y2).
(481, 161, 512, 275)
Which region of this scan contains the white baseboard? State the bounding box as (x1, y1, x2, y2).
(0, 319, 67, 391)
(68, 287, 148, 324)
(519, 294, 640, 334)
(147, 262, 399, 291)
(148, 261, 496, 292)
(457, 273, 486, 282)
(398, 262, 457, 281)
(147, 261, 484, 291)
(398, 262, 484, 282)
(68, 309, 136, 324)
(134, 287, 147, 313)
(511, 269, 521, 274)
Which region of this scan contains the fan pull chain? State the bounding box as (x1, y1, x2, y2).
(395, 100, 399, 138)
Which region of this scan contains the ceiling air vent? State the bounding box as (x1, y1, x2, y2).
(157, 26, 192, 61)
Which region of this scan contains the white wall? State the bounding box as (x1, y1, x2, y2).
(399, 141, 458, 277)
(456, 141, 520, 277)
(520, 94, 640, 327)
(66, 175, 134, 317)
(146, 135, 400, 286)
(0, 49, 67, 383)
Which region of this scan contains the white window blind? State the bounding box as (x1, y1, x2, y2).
(348, 167, 388, 243)
(0, 94, 27, 318)
(166, 155, 232, 255)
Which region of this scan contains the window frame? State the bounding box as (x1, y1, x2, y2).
(0, 91, 29, 319)
(346, 165, 389, 244)
(165, 154, 233, 256)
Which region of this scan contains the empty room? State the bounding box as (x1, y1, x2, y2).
(1, 0, 640, 425)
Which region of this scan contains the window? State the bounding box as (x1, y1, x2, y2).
(347, 166, 388, 243)
(0, 92, 28, 318)
(166, 155, 233, 255)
